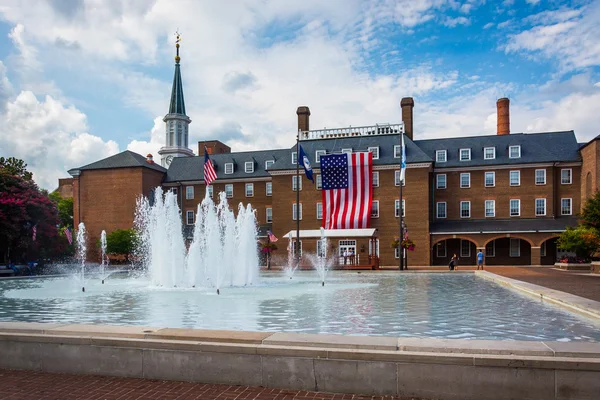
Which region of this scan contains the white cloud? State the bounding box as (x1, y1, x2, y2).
(443, 16, 471, 27)
(483, 22, 494, 29)
(127, 117, 167, 158)
(526, 0, 541, 5)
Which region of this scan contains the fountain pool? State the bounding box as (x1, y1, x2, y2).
(1, 271, 599, 342)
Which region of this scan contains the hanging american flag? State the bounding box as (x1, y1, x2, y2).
(321, 152, 373, 229)
(267, 230, 278, 242)
(203, 146, 217, 186)
(65, 227, 73, 245)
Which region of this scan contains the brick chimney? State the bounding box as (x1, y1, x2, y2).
(297, 106, 310, 133)
(401, 97, 414, 140)
(497, 97, 510, 135)
(146, 154, 154, 164)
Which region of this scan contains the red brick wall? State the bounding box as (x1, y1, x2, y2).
(580, 141, 598, 208)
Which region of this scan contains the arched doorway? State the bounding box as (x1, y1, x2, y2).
(483, 237, 532, 265)
(432, 238, 477, 266)
(540, 237, 559, 265)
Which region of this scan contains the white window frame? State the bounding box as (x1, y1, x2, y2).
(510, 238, 521, 257)
(459, 148, 471, 161)
(186, 186, 194, 200)
(368, 146, 380, 160)
(436, 150, 447, 163)
(292, 175, 302, 191)
(436, 174, 447, 189)
(292, 240, 302, 257)
(316, 202, 323, 220)
(225, 184, 233, 198)
(186, 210, 194, 225)
(207, 185, 213, 198)
(484, 147, 496, 160)
(245, 161, 254, 173)
(436, 202, 447, 219)
(460, 240, 471, 258)
(316, 174, 322, 189)
(460, 201, 471, 218)
(317, 239, 327, 258)
(266, 207, 273, 223)
(535, 169, 546, 185)
(541, 241, 547, 257)
(315, 150, 326, 163)
(535, 198, 546, 216)
(291, 152, 297, 165)
(460, 173, 471, 188)
(561, 168, 572, 184)
(485, 241, 495, 257)
(224, 163, 234, 175)
(394, 145, 401, 158)
(372, 171, 379, 187)
(293, 203, 303, 221)
(436, 240, 447, 258)
(266, 182, 272, 196)
(510, 199, 520, 216)
(395, 199, 405, 217)
(245, 183, 254, 197)
(371, 200, 379, 218)
(509, 145, 521, 159)
(509, 170, 520, 186)
(485, 200, 495, 217)
(342, 148, 352, 154)
(561, 198, 572, 215)
(485, 171, 495, 187)
(265, 160, 275, 170)
(395, 170, 405, 186)
(395, 247, 401, 259)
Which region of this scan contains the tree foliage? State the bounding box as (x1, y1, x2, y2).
(557, 226, 600, 261)
(580, 190, 600, 229)
(49, 191, 74, 229)
(0, 157, 33, 181)
(106, 229, 137, 261)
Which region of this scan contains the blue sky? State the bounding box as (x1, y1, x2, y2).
(0, 0, 599, 189)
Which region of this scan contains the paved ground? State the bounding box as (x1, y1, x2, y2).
(0, 369, 428, 400)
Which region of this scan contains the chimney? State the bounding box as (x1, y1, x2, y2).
(297, 106, 310, 133)
(497, 97, 510, 135)
(146, 154, 154, 164)
(401, 97, 414, 140)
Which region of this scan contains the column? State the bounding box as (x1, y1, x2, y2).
(531, 246, 541, 266)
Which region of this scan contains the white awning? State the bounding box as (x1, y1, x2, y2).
(282, 229, 377, 239)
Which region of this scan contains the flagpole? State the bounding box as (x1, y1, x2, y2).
(399, 132, 404, 271)
(296, 130, 301, 271)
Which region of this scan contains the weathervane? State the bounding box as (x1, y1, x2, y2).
(174, 30, 181, 63)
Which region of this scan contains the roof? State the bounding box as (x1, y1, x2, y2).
(283, 228, 378, 238)
(169, 63, 186, 115)
(577, 134, 600, 151)
(68, 150, 167, 174)
(414, 131, 581, 168)
(429, 217, 578, 234)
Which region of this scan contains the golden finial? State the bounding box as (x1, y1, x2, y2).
(174, 30, 181, 63)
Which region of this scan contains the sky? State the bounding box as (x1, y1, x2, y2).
(0, 0, 599, 190)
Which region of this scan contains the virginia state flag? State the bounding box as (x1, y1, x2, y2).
(298, 145, 314, 182)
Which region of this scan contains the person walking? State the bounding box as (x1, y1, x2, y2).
(477, 249, 484, 270)
(449, 254, 458, 271)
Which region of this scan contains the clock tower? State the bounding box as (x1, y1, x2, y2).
(158, 32, 194, 167)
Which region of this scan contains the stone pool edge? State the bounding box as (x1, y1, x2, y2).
(1, 322, 600, 400)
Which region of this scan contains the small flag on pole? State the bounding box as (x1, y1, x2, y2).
(203, 146, 217, 186)
(267, 230, 278, 242)
(32, 225, 37, 242)
(298, 145, 314, 182)
(65, 227, 73, 245)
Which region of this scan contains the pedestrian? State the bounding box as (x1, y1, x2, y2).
(343, 249, 348, 265)
(477, 249, 484, 270)
(449, 254, 458, 271)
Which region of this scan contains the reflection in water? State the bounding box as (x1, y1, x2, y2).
(0, 272, 599, 342)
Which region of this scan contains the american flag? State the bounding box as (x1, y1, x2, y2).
(65, 227, 73, 245)
(32, 225, 37, 241)
(321, 152, 373, 229)
(267, 230, 278, 242)
(203, 146, 217, 186)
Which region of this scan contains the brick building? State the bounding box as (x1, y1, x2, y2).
(66, 45, 600, 266)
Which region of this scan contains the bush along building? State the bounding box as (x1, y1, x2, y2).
(65, 41, 599, 266)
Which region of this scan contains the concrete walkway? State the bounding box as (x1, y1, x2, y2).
(0, 369, 429, 400)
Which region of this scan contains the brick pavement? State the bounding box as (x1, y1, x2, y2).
(0, 369, 429, 400)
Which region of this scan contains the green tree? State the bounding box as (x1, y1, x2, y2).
(557, 226, 600, 261)
(49, 191, 74, 228)
(580, 190, 600, 229)
(106, 229, 137, 262)
(0, 157, 33, 181)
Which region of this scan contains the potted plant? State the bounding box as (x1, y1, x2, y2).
(261, 241, 278, 269)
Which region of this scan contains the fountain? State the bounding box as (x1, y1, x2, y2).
(75, 222, 87, 292)
(308, 227, 331, 286)
(100, 230, 108, 284)
(284, 232, 297, 279)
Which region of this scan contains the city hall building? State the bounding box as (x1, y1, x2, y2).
(63, 49, 600, 267)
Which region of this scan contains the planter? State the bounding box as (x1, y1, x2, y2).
(554, 262, 592, 271)
(592, 261, 600, 274)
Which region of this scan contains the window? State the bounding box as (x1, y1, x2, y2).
(316, 202, 323, 220)
(436, 241, 447, 258)
(561, 198, 572, 215)
(315, 150, 326, 163)
(533, 169, 546, 185)
(207, 185, 213, 198)
(225, 163, 234, 174)
(371, 200, 379, 218)
(561, 169, 572, 184)
(485, 241, 495, 257)
(460, 201, 471, 218)
(509, 145, 521, 159)
(395, 199, 405, 217)
(395, 170, 405, 186)
(292, 240, 302, 257)
(292, 176, 302, 191)
(510, 199, 520, 216)
(225, 184, 233, 198)
(245, 161, 254, 173)
(436, 174, 447, 189)
(436, 202, 447, 219)
(265, 160, 275, 170)
(368, 146, 379, 160)
(266, 207, 273, 223)
(372, 172, 379, 187)
(186, 210, 194, 225)
(436, 150, 447, 163)
(535, 198, 546, 216)
(460, 240, 471, 257)
(395, 247, 401, 259)
(186, 186, 194, 200)
(245, 183, 254, 197)
(317, 239, 326, 258)
(485, 172, 495, 187)
(266, 182, 272, 196)
(342, 148, 352, 154)
(509, 170, 520, 186)
(316, 174, 322, 189)
(459, 148, 471, 161)
(510, 238, 520, 257)
(291, 152, 298, 165)
(394, 145, 401, 158)
(460, 173, 471, 188)
(485, 200, 495, 217)
(369, 239, 380, 257)
(541, 241, 546, 257)
(484, 147, 496, 160)
(293, 203, 303, 220)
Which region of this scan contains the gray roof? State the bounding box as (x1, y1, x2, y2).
(164, 148, 289, 183)
(414, 131, 581, 168)
(69, 150, 166, 174)
(430, 216, 578, 234)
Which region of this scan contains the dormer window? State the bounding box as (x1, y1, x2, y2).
(484, 147, 496, 160)
(315, 150, 326, 163)
(291, 152, 297, 165)
(436, 150, 447, 162)
(509, 145, 521, 159)
(368, 146, 379, 160)
(342, 148, 352, 154)
(265, 160, 274, 169)
(459, 148, 471, 161)
(224, 163, 234, 174)
(394, 145, 401, 158)
(245, 161, 254, 173)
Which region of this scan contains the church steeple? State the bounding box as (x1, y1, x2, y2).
(158, 31, 194, 168)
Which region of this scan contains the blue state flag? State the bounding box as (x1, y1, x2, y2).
(298, 145, 314, 182)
